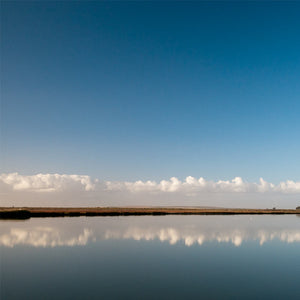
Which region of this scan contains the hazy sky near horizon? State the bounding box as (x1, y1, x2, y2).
(1, 1, 300, 207)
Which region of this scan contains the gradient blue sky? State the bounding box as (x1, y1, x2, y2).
(1, 1, 300, 183)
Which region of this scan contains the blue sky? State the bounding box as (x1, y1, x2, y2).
(1, 1, 300, 184)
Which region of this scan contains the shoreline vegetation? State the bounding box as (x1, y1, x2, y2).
(0, 207, 299, 219)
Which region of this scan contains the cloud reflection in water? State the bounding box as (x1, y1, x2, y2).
(0, 227, 94, 248)
(1, 216, 300, 248)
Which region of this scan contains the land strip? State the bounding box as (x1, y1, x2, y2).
(0, 207, 299, 219)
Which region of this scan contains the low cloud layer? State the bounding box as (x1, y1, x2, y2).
(1, 173, 300, 194)
(106, 176, 300, 194)
(0, 173, 96, 192)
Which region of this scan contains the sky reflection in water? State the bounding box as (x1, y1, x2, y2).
(1, 215, 300, 300)
(1, 215, 300, 248)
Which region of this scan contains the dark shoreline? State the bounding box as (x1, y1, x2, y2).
(0, 207, 299, 219)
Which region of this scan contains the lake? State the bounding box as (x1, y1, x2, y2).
(1, 215, 300, 299)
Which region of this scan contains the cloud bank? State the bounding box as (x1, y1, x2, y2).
(106, 176, 300, 194)
(1, 173, 300, 194)
(0, 173, 96, 192)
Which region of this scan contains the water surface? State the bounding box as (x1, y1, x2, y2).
(1, 215, 300, 299)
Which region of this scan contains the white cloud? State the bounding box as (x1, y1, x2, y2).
(276, 180, 300, 193)
(0, 172, 96, 192)
(105, 176, 300, 194)
(0, 173, 299, 198)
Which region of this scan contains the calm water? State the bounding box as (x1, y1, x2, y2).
(1, 215, 300, 300)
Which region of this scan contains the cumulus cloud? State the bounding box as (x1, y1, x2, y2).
(0, 172, 96, 192)
(1, 173, 299, 196)
(105, 176, 300, 194)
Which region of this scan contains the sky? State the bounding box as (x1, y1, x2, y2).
(1, 1, 300, 207)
